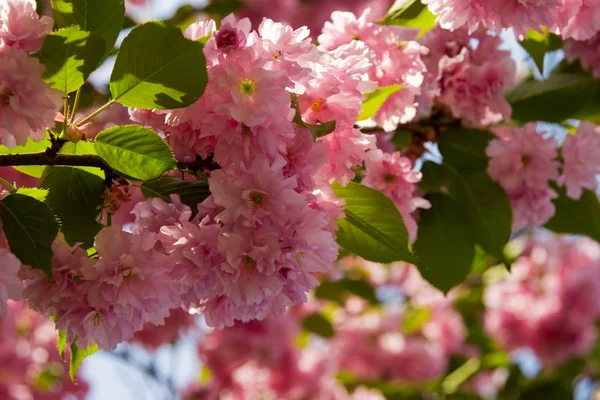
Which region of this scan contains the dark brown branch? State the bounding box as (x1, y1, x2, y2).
(0, 151, 220, 173)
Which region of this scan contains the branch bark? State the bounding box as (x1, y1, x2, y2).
(0, 151, 220, 173)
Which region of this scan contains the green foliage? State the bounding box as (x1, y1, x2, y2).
(402, 306, 431, 334)
(37, 26, 105, 93)
(57, 330, 67, 360)
(51, 0, 125, 60)
(332, 182, 417, 264)
(445, 168, 512, 260)
(141, 176, 211, 211)
(60, 141, 104, 177)
(519, 382, 572, 400)
(414, 194, 475, 293)
(379, 0, 436, 34)
(418, 161, 449, 193)
(302, 313, 335, 338)
(518, 28, 563, 74)
(315, 278, 380, 306)
(110, 22, 208, 109)
(506, 71, 600, 123)
(545, 186, 600, 244)
(203, 0, 242, 18)
(0, 192, 59, 275)
(39, 166, 104, 248)
(358, 85, 403, 121)
(437, 127, 495, 170)
(69, 342, 99, 382)
(0, 137, 51, 178)
(95, 125, 177, 181)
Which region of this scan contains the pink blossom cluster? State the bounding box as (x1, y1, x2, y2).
(318, 8, 427, 130)
(0, 0, 60, 149)
(0, 301, 89, 399)
(419, 27, 516, 127)
(484, 235, 600, 365)
(487, 123, 600, 231)
(422, 0, 600, 41)
(564, 33, 600, 79)
(131, 308, 194, 350)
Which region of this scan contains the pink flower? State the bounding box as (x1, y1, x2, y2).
(487, 124, 560, 192)
(131, 194, 192, 234)
(564, 33, 600, 79)
(131, 308, 194, 350)
(0, 0, 53, 52)
(209, 48, 292, 127)
(214, 15, 251, 52)
(208, 158, 306, 225)
(318, 8, 376, 51)
(422, 0, 560, 36)
(484, 235, 600, 366)
(0, 248, 21, 316)
(509, 185, 558, 231)
(0, 46, 61, 148)
(557, 122, 600, 199)
(557, 0, 600, 41)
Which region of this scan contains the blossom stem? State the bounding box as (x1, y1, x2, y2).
(76, 99, 116, 127)
(0, 176, 16, 191)
(69, 88, 82, 125)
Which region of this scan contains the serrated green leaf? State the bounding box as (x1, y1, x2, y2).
(545, 186, 600, 243)
(37, 26, 105, 93)
(445, 167, 512, 260)
(57, 330, 67, 360)
(13, 188, 49, 202)
(333, 182, 417, 264)
(358, 85, 403, 121)
(51, 0, 125, 60)
(437, 127, 495, 170)
(0, 138, 51, 178)
(0, 193, 59, 275)
(141, 176, 211, 212)
(413, 194, 475, 293)
(110, 21, 208, 109)
(302, 313, 335, 338)
(95, 125, 177, 181)
(379, 0, 437, 34)
(340, 279, 380, 305)
(39, 166, 104, 248)
(69, 341, 99, 382)
(519, 28, 562, 74)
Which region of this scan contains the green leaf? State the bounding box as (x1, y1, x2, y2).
(358, 85, 403, 121)
(39, 166, 104, 248)
(340, 279, 380, 305)
(413, 194, 475, 293)
(69, 342, 99, 382)
(57, 330, 67, 360)
(37, 26, 105, 93)
(13, 188, 49, 202)
(332, 182, 417, 264)
(60, 141, 103, 178)
(437, 127, 495, 170)
(418, 161, 449, 193)
(302, 313, 335, 338)
(545, 187, 600, 243)
(519, 382, 572, 400)
(110, 21, 208, 109)
(506, 72, 600, 123)
(519, 29, 563, 74)
(51, 0, 125, 60)
(442, 358, 481, 394)
(203, 0, 242, 18)
(0, 193, 59, 275)
(141, 176, 211, 211)
(445, 168, 512, 260)
(95, 125, 177, 181)
(379, 0, 437, 34)
(0, 138, 51, 178)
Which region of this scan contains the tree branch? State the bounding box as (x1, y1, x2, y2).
(0, 151, 220, 173)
